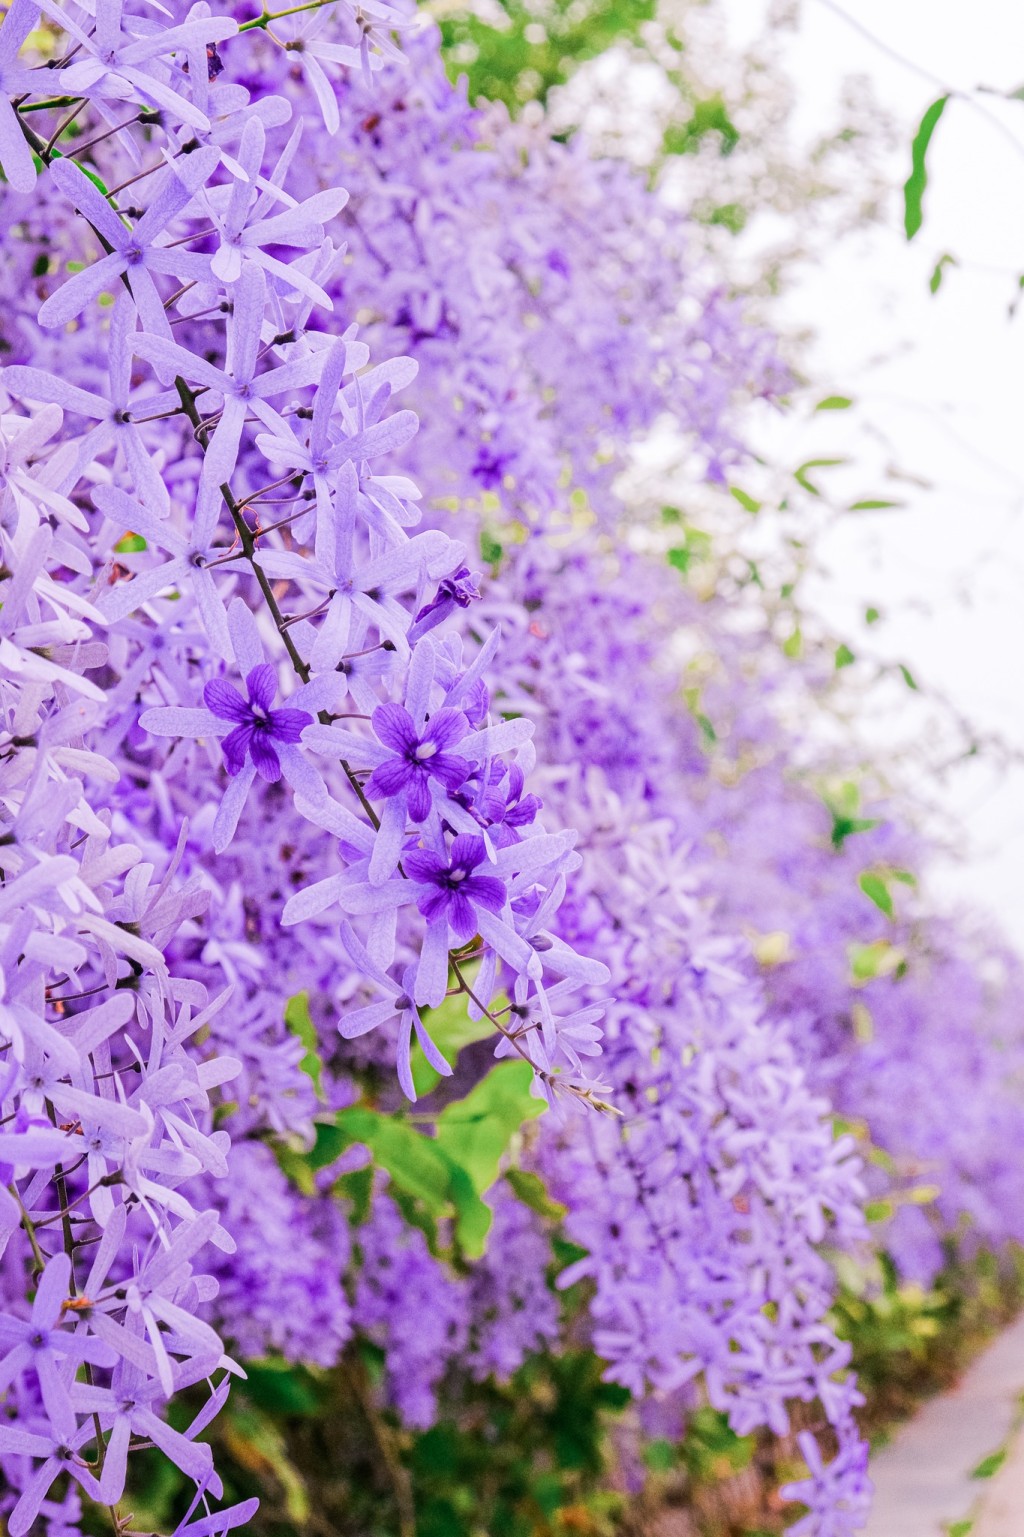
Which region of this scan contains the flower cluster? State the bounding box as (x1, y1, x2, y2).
(0, 0, 598, 1525)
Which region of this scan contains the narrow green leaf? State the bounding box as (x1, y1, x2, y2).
(815, 395, 853, 411)
(284, 991, 324, 1098)
(849, 499, 904, 512)
(929, 252, 958, 293)
(972, 1449, 1007, 1480)
(904, 95, 949, 240)
(794, 457, 844, 495)
(859, 871, 894, 919)
(506, 1167, 567, 1220)
(730, 485, 761, 514)
(898, 663, 919, 690)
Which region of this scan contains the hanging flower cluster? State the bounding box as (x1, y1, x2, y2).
(0, 0, 604, 1527)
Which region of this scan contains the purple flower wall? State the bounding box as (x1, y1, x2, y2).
(0, 4, 1020, 1536)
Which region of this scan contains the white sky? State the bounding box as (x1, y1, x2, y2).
(743, 0, 1024, 943)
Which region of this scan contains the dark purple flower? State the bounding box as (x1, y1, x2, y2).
(489, 764, 543, 846)
(203, 664, 312, 783)
(404, 834, 507, 939)
(409, 566, 481, 639)
(365, 703, 471, 821)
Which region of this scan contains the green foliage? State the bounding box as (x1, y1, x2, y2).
(284, 990, 324, 1098)
(822, 781, 882, 851)
(679, 1406, 754, 1482)
(815, 395, 854, 411)
(662, 94, 740, 156)
(858, 870, 894, 919)
(904, 95, 949, 240)
(794, 457, 845, 496)
(113, 532, 147, 553)
(730, 485, 761, 514)
(276, 1064, 542, 1259)
(436, 0, 656, 112)
(930, 252, 958, 293)
(666, 524, 711, 576)
(971, 1448, 1007, 1480)
(848, 938, 905, 986)
(835, 643, 855, 669)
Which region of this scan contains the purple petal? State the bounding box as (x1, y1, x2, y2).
(366, 757, 414, 800)
(464, 874, 507, 914)
(32, 1253, 71, 1330)
(448, 891, 477, 939)
(425, 708, 469, 751)
(203, 679, 250, 723)
(372, 702, 417, 754)
(245, 662, 277, 713)
(417, 887, 452, 926)
(432, 752, 471, 794)
(449, 833, 486, 873)
(250, 730, 283, 782)
(406, 771, 432, 823)
(268, 706, 313, 743)
(220, 724, 254, 775)
(404, 849, 443, 885)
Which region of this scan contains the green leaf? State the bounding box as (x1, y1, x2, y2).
(113, 532, 147, 554)
(972, 1449, 1007, 1480)
(865, 606, 881, 625)
(707, 201, 746, 233)
(643, 1438, 676, 1472)
(815, 395, 853, 411)
(662, 94, 739, 157)
(782, 628, 803, 659)
(335, 1106, 456, 1215)
(930, 252, 958, 293)
(794, 457, 845, 495)
(859, 871, 894, 919)
(848, 939, 905, 986)
(898, 663, 919, 690)
(242, 1361, 322, 1417)
(730, 485, 761, 514)
(904, 95, 949, 240)
(835, 643, 855, 669)
(284, 991, 324, 1098)
(480, 529, 502, 566)
(436, 1061, 544, 1202)
(506, 1167, 567, 1220)
(849, 499, 904, 511)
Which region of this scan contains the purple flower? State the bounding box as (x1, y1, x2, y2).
(365, 703, 471, 821)
(39, 151, 220, 334)
(403, 834, 507, 940)
(409, 565, 482, 640)
(0, 1253, 116, 1440)
(203, 664, 312, 783)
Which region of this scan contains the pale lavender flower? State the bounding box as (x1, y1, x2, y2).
(0, 1254, 116, 1440)
(39, 151, 220, 334)
(0, 0, 42, 194)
